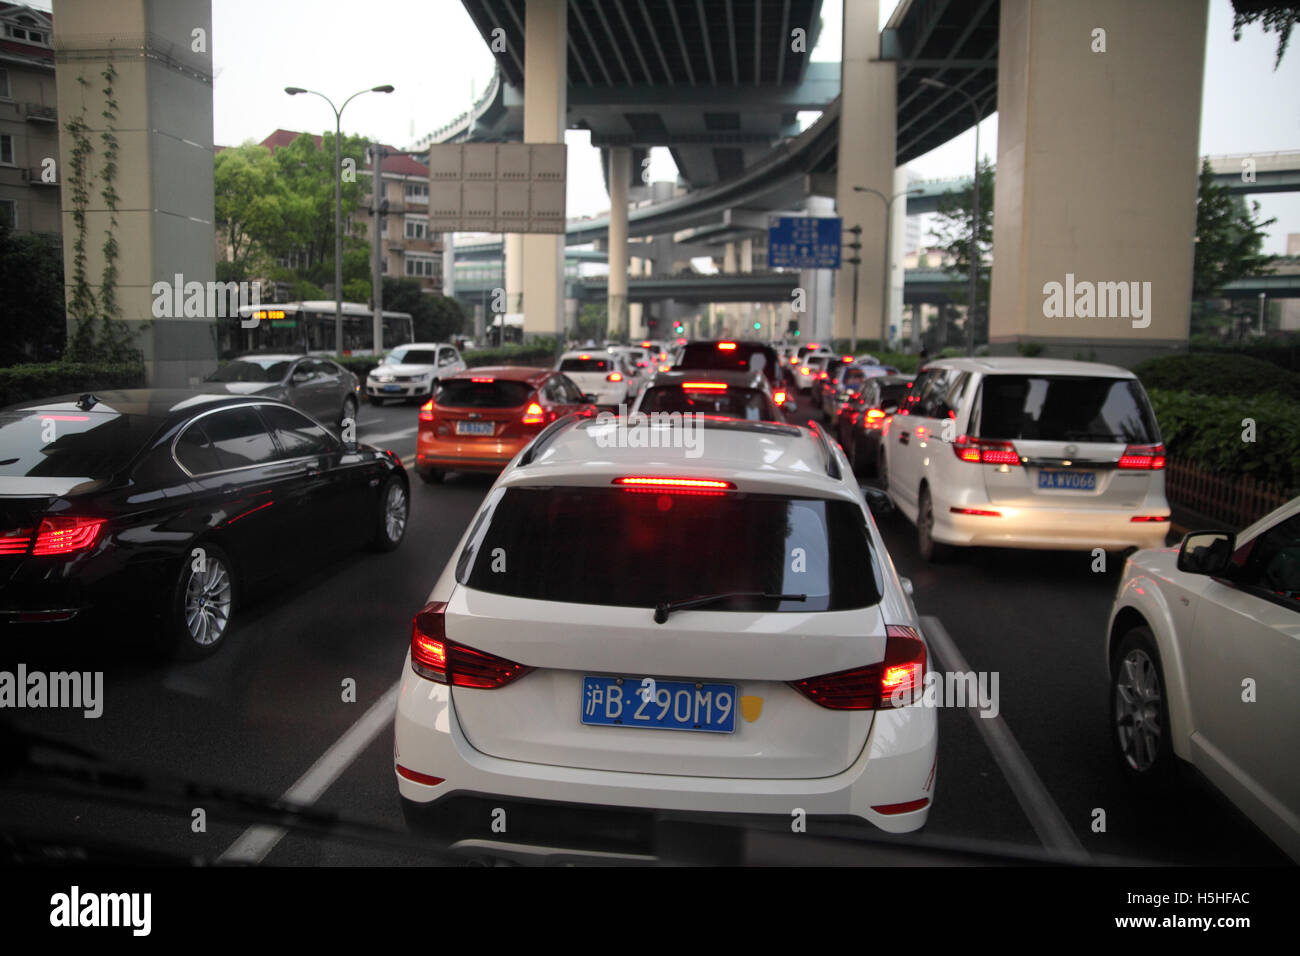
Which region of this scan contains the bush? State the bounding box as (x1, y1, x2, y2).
(464, 340, 561, 368)
(1134, 352, 1300, 402)
(1189, 334, 1300, 374)
(0, 361, 147, 407)
(1147, 388, 1300, 491)
(331, 354, 381, 382)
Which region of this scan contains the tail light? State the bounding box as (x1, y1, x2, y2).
(1118, 443, 1166, 470)
(0, 529, 34, 554)
(32, 517, 106, 556)
(613, 476, 735, 491)
(410, 602, 532, 689)
(607, 372, 623, 382)
(522, 401, 545, 425)
(470, 376, 494, 383)
(789, 625, 926, 710)
(863, 408, 887, 428)
(1130, 515, 1170, 522)
(842, 355, 854, 362)
(800, 367, 811, 375)
(681, 382, 726, 391)
(773, 390, 788, 405)
(953, 435, 1020, 465)
(419, 400, 435, 422)
(718, 342, 737, 351)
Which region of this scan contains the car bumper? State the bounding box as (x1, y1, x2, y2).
(416, 432, 532, 473)
(367, 382, 431, 398)
(933, 502, 1173, 551)
(394, 655, 937, 839)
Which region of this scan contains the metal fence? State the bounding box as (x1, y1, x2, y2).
(1165, 456, 1292, 530)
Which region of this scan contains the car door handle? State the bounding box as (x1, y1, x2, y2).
(899, 431, 910, 444)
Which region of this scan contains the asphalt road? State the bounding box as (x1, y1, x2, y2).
(0, 394, 1289, 866)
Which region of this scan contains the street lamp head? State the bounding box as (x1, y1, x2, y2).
(372, 85, 395, 93)
(284, 86, 306, 95)
(848, 224, 863, 235)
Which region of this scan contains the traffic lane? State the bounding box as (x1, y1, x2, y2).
(0, 460, 491, 863)
(870, 479, 1289, 865)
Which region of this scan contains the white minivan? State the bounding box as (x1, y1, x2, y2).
(879, 357, 1171, 560)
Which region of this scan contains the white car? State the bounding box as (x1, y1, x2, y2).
(1106, 498, 1300, 862)
(555, 350, 634, 408)
(394, 417, 937, 861)
(795, 353, 833, 393)
(366, 343, 466, 405)
(880, 357, 1171, 561)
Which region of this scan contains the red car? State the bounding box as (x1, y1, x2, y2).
(416, 366, 596, 482)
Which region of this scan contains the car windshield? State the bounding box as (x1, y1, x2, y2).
(638, 385, 772, 420)
(436, 379, 533, 408)
(974, 375, 1158, 443)
(0, 409, 161, 478)
(462, 487, 881, 612)
(386, 349, 438, 365)
(205, 359, 291, 383)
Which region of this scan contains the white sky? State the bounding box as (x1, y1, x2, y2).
(30, 0, 1300, 252)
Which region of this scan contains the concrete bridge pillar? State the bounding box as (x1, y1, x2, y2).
(521, 0, 566, 341)
(988, 0, 1207, 365)
(607, 146, 630, 341)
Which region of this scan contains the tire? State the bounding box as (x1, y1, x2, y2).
(158, 542, 237, 660)
(916, 486, 952, 563)
(1110, 626, 1177, 787)
(339, 394, 358, 428)
(368, 394, 387, 406)
(418, 467, 444, 485)
(372, 475, 409, 551)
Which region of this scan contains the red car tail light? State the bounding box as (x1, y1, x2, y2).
(32, 517, 105, 556)
(607, 372, 623, 382)
(789, 625, 926, 710)
(871, 798, 930, 815)
(0, 530, 33, 555)
(773, 390, 788, 405)
(410, 602, 532, 689)
(522, 401, 545, 425)
(952, 435, 1020, 465)
(396, 765, 445, 787)
(470, 376, 494, 383)
(419, 400, 435, 422)
(1130, 515, 1170, 522)
(863, 408, 886, 428)
(613, 476, 735, 491)
(718, 342, 737, 351)
(950, 507, 1002, 517)
(1118, 443, 1166, 470)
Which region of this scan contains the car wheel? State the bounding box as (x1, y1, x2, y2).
(373, 475, 409, 551)
(340, 395, 357, 428)
(1110, 626, 1177, 786)
(917, 486, 951, 563)
(368, 394, 387, 406)
(159, 542, 236, 660)
(418, 467, 444, 484)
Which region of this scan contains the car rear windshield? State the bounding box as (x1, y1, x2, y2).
(206, 359, 290, 383)
(0, 410, 161, 478)
(639, 386, 772, 420)
(677, 343, 778, 382)
(461, 487, 882, 612)
(387, 349, 438, 365)
(436, 380, 533, 408)
(973, 375, 1158, 443)
(560, 358, 612, 372)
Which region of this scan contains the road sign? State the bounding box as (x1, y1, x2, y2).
(767, 216, 842, 269)
(426, 143, 567, 234)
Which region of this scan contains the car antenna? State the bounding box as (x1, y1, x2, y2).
(76, 393, 99, 411)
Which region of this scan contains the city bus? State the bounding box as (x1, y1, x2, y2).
(225, 300, 414, 359)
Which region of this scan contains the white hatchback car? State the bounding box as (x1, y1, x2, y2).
(880, 357, 1171, 560)
(1107, 498, 1300, 862)
(367, 343, 466, 405)
(394, 416, 937, 861)
(555, 350, 634, 408)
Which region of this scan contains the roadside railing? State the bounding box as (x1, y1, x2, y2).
(1164, 456, 1292, 530)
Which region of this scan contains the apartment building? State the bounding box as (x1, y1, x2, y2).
(0, 3, 58, 234)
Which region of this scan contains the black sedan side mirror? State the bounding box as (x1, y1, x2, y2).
(1177, 530, 1235, 576)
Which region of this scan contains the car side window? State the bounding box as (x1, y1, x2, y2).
(558, 374, 585, 402)
(200, 406, 279, 470)
(936, 372, 970, 420)
(289, 360, 313, 383)
(1231, 514, 1300, 610)
(904, 370, 936, 415)
(258, 404, 336, 460)
(174, 421, 224, 475)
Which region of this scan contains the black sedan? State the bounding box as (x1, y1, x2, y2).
(0, 390, 408, 658)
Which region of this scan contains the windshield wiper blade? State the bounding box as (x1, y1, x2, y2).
(654, 591, 805, 624)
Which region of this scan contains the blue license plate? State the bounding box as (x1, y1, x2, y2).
(580, 676, 737, 734)
(382, 384, 401, 392)
(1038, 470, 1096, 490)
(454, 421, 494, 436)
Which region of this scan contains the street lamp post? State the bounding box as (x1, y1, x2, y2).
(1258, 292, 1267, 337)
(846, 225, 862, 352)
(854, 185, 925, 351)
(920, 78, 993, 356)
(285, 84, 394, 356)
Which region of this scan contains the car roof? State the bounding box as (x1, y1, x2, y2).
(445, 365, 550, 384)
(10, 389, 294, 421)
(919, 356, 1137, 378)
(560, 350, 616, 359)
(648, 369, 768, 389)
(232, 353, 304, 362)
(506, 418, 850, 498)
(392, 342, 453, 349)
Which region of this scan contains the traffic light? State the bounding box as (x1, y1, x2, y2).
(673, 321, 684, 335)
(788, 319, 800, 337)
(752, 321, 761, 330)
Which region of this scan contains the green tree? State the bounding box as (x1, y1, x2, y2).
(382, 278, 465, 342)
(1193, 158, 1276, 297)
(1231, 0, 1300, 68)
(575, 303, 607, 342)
(214, 142, 286, 276)
(928, 156, 994, 348)
(0, 225, 66, 364)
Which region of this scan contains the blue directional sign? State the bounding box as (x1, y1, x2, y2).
(767, 216, 842, 269)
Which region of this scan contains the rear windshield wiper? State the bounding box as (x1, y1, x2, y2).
(654, 591, 806, 624)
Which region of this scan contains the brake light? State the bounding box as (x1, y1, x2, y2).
(681, 382, 726, 391)
(658, 364, 671, 372)
(607, 372, 623, 382)
(410, 602, 532, 688)
(580, 353, 590, 359)
(522, 401, 545, 425)
(773, 390, 787, 405)
(800, 367, 811, 375)
(470, 376, 494, 383)
(32, 516, 105, 556)
(1118, 444, 1166, 470)
(953, 435, 1020, 465)
(789, 625, 926, 710)
(419, 400, 435, 422)
(718, 342, 737, 351)
(614, 476, 734, 489)
(641, 341, 652, 348)
(818, 371, 829, 380)
(1130, 515, 1170, 522)
(950, 507, 1002, 517)
(0, 530, 33, 555)
(396, 765, 445, 787)
(864, 408, 886, 425)
(842, 355, 853, 362)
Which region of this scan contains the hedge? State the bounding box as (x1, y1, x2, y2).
(1134, 352, 1300, 402)
(0, 361, 147, 407)
(1147, 388, 1300, 491)
(1190, 334, 1300, 374)
(463, 339, 561, 368)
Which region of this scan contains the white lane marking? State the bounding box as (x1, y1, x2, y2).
(920, 615, 1090, 863)
(218, 681, 401, 864)
(401, 455, 414, 467)
(356, 419, 382, 427)
(363, 426, 417, 444)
